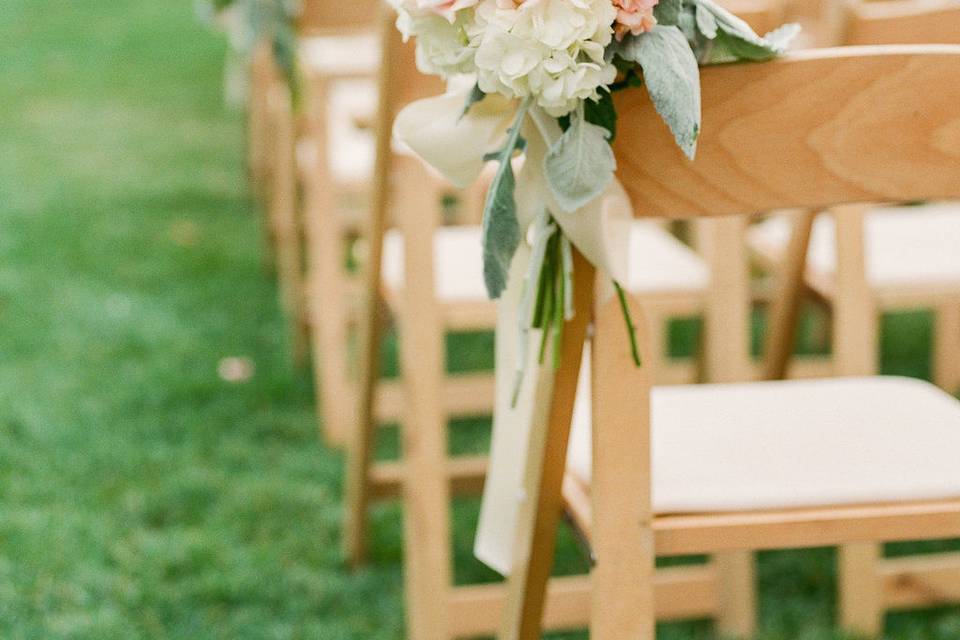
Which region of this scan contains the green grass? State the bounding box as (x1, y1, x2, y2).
(0, 1, 959, 638)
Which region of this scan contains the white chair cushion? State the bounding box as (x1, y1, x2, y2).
(298, 34, 380, 76)
(325, 79, 377, 182)
(567, 369, 960, 514)
(383, 222, 709, 302)
(383, 226, 489, 302)
(627, 222, 709, 294)
(749, 203, 960, 292)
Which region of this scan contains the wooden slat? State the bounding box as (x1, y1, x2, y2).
(447, 565, 718, 638)
(443, 302, 499, 332)
(613, 47, 960, 219)
(297, 0, 377, 34)
(368, 455, 488, 501)
(881, 551, 960, 609)
(374, 372, 495, 423)
(847, 0, 960, 46)
(653, 500, 960, 556)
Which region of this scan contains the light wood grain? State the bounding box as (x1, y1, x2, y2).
(343, 6, 398, 568)
(694, 215, 757, 638)
(613, 47, 960, 219)
(881, 551, 960, 609)
(506, 47, 960, 640)
(933, 302, 960, 392)
(590, 289, 656, 639)
(298, 0, 378, 35)
(500, 253, 596, 640)
(653, 500, 960, 556)
(267, 82, 308, 366)
(846, 0, 960, 45)
(761, 210, 817, 380)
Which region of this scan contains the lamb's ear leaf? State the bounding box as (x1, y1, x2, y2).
(654, 0, 683, 26)
(695, 0, 800, 61)
(480, 102, 530, 298)
(544, 106, 617, 212)
(584, 90, 617, 141)
(616, 25, 701, 158)
(461, 83, 487, 119)
(695, 3, 718, 38)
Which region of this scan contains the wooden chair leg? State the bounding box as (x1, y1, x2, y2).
(591, 284, 656, 639)
(248, 41, 273, 206)
(300, 72, 357, 446)
(763, 209, 816, 381)
(268, 82, 308, 368)
(394, 174, 451, 640)
(716, 552, 757, 638)
(839, 542, 883, 636)
(343, 10, 398, 567)
(500, 254, 596, 640)
(304, 185, 355, 444)
(643, 309, 668, 383)
(832, 205, 883, 637)
(697, 215, 758, 638)
(933, 302, 960, 394)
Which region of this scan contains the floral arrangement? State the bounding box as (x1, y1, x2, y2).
(198, 0, 300, 83)
(391, 0, 797, 395)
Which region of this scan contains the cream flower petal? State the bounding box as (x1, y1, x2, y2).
(393, 89, 516, 188)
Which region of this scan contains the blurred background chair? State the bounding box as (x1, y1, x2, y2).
(337, 3, 807, 638)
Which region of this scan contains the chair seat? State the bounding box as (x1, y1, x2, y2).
(383, 226, 489, 302)
(566, 374, 960, 514)
(382, 222, 709, 302)
(298, 33, 380, 76)
(296, 79, 377, 184)
(749, 203, 960, 296)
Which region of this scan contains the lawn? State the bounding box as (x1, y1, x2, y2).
(0, 1, 958, 638)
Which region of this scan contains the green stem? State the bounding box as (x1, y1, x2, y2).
(501, 96, 533, 163)
(614, 280, 642, 367)
(552, 246, 565, 369)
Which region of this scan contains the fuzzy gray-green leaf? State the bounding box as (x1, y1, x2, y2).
(696, 0, 799, 62)
(617, 26, 701, 159)
(654, 0, 682, 26)
(695, 3, 718, 38)
(544, 107, 616, 212)
(480, 100, 531, 298)
(482, 159, 520, 298)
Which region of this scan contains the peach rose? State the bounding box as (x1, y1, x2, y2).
(612, 0, 658, 39)
(417, 0, 481, 21)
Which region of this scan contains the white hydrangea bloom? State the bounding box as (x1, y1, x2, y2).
(471, 0, 618, 116)
(391, 0, 479, 76)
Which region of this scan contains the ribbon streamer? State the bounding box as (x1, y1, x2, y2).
(393, 87, 634, 575)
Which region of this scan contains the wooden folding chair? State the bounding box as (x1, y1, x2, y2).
(754, 0, 960, 390)
(498, 45, 960, 640)
(250, 0, 381, 367)
(337, 3, 812, 637)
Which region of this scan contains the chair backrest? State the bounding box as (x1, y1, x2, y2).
(611, 46, 960, 220)
(845, 0, 960, 45)
(604, 44, 960, 516)
(496, 46, 960, 639)
(720, 0, 787, 35)
(298, 0, 379, 35)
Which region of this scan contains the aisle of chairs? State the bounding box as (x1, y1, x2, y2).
(232, 0, 960, 637)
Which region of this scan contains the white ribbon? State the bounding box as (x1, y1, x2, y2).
(393, 88, 634, 575)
